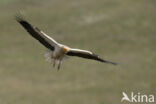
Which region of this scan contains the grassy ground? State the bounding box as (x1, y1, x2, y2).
(0, 0, 156, 104)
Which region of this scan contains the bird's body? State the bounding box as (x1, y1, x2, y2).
(44, 45, 69, 69)
(16, 15, 117, 70)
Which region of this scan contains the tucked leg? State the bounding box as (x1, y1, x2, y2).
(57, 60, 62, 70)
(53, 59, 56, 68)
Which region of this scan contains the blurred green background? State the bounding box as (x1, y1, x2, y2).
(0, 0, 155, 104)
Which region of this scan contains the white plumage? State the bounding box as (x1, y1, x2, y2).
(16, 15, 117, 70)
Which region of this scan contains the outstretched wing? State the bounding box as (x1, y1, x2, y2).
(16, 15, 58, 51)
(67, 48, 117, 65)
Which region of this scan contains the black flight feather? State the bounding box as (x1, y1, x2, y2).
(15, 16, 54, 51)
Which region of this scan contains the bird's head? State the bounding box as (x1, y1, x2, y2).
(62, 46, 69, 53)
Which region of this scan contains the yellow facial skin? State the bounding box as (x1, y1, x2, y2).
(63, 47, 69, 53)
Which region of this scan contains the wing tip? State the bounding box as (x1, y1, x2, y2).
(15, 13, 32, 29)
(15, 12, 26, 23)
(92, 53, 118, 65)
(99, 57, 118, 65)
(108, 61, 118, 65)
(102, 60, 118, 65)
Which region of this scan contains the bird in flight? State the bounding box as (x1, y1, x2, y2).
(16, 15, 117, 70)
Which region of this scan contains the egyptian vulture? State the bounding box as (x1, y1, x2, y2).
(16, 16, 117, 70)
